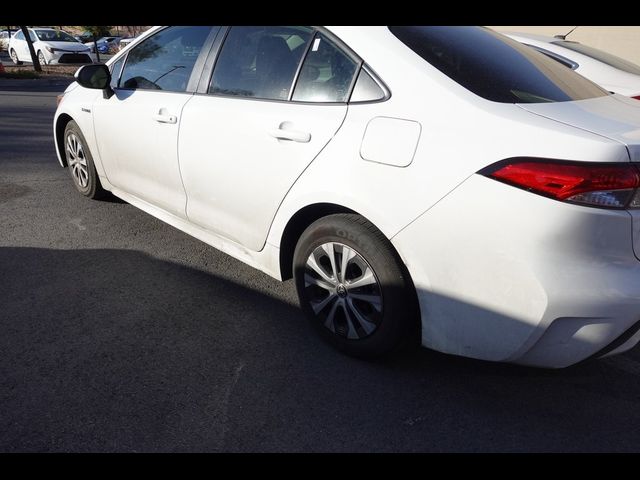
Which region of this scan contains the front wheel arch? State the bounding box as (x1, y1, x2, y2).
(55, 114, 74, 167)
(10, 48, 22, 64)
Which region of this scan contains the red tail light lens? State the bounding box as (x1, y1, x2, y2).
(481, 159, 640, 209)
(632, 95, 640, 101)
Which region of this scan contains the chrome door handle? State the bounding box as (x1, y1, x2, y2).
(268, 127, 311, 143)
(153, 114, 177, 124)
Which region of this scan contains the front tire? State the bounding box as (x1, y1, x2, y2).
(10, 49, 22, 65)
(37, 50, 47, 66)
(293, 214, 419, 358)
(64, 120, 106, 199)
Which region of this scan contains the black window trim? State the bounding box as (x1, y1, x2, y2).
(193, 25, 391, 106)
(114, 25, 219, 95)
(286, 30, 317, 102)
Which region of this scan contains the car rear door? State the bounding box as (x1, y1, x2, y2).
(178, 26, 360, 251)
(91, 26, 218, 218)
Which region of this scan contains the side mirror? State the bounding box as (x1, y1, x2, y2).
(75, 64, 114, 98)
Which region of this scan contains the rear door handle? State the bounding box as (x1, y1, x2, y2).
(268, 127, 311, 143)
(153, 113, 178, 124)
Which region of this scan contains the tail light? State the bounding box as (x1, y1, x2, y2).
(480, 159, 640, 209)
(632, 95, 640, 101)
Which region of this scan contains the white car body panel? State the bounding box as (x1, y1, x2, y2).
(506, 32, 640, 97)
(392, 174, 640, 367)
(518, 94, 640, 161)
(53, 25, 640, 368)
(178, 97, 348, 250)
(359, 116, 422, 167)
(92, 90, 192, 219)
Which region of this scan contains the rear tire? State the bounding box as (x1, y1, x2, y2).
(63, 120, 107, 199)
(10, 49, 22, 65)
(293, 214, 419, 358)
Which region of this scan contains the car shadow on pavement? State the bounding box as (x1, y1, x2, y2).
(1, 246, 639, 452)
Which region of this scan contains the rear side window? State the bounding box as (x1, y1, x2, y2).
(389, 26, 608, 104)
(210, 26, 313, 100)
(291, 34, 358, 103)
(15, 31, 24, 40)
(120, 26, 212, 93)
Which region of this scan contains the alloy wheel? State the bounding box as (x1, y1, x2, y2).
(66, 133, 89, 188)
(303, 242, 383, 340)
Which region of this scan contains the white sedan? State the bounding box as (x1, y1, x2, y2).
(506, 32, 640, 98)
(54, 26, 640, 368)
(8, 28, 94, 65)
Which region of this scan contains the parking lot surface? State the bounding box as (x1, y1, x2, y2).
(2, 78, 640, 452)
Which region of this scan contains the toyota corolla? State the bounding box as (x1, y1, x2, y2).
(54, 26, 640, 368)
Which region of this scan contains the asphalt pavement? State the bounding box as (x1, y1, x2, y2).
(2, 78, 640, 452)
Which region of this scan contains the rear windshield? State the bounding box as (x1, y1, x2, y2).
(389, 26, 608, 104)
(552, 40, 640, 76)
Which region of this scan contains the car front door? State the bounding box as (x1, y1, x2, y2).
(91, 26, 217, 218)
(12, 30, 27, 59)
(178, 27, 360, 251)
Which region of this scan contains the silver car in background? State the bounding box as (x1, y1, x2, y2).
(506, 32, 640, 98)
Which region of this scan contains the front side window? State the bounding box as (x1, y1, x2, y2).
(15, 31, 24, 40)
(389, 26, 607, 104)
(292, 34, 358, 103)
(210, 26, 313, 100)
(120, 26, 212, 93)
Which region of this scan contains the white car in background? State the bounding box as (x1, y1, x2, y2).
(8, 28, 94, 65)
(54, 26, 640, 368)
(506, 32, 640, 98)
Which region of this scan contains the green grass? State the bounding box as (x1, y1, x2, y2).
(0, 70, 41, 79)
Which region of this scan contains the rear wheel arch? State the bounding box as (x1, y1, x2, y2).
(279, 203, 356, 281)
(279, 204, 417, 293)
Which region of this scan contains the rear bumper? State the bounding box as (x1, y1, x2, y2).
(392, 174, 640, 368)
